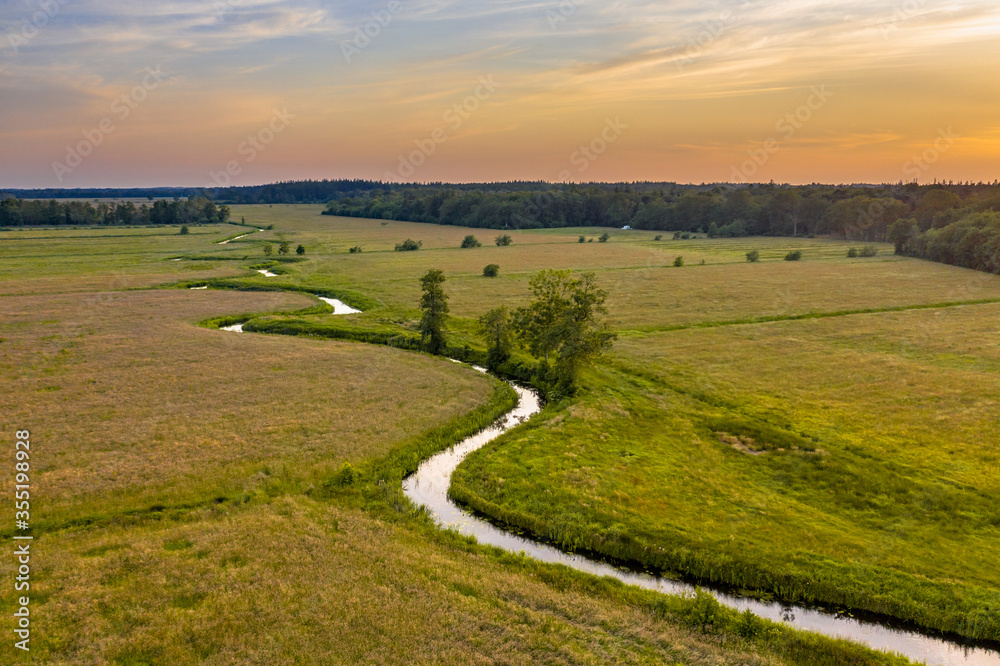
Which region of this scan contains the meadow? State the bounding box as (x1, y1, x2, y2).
(1, 204, 995, 663)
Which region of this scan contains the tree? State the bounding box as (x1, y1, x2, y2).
(514, 270, 616, 392)
(278, 241, 290, 255)
(418, 269, 449, 354)
(479, 306, 514, 370)
(888, 218, 919, 254)
(395, 239, 422, 251)
(483, 263, 500, 277)
(179, 225, 189, 235)
(598, 232, 610, 243)
(263, 243, 273, 256)
(784, 250, 802, 261)
(495, 234, 513, 246)
(461, 234, 482, 248)
(296, 244, 305, 255)
(746, 249, 760, 262)
(673, 256, 684, 267)
(578, 235, 586, 243)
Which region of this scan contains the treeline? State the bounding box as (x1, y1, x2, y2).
(0, 197, 230, 227)
(324, 182, 1000, 242)
(891, 212, 1000, 274)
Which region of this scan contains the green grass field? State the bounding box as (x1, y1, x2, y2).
(3, 205, 996, 662)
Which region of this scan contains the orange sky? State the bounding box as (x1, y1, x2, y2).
(2, 0, 999, 187)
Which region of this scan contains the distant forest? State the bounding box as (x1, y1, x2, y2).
(0, 197, 229, 227)
(4, 178, 999, 275)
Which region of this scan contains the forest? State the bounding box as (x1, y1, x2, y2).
(0, 197, 230, 227)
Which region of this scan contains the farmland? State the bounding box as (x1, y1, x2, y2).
(2, 205, 997, 663)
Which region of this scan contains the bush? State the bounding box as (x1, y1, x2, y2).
(673, 256, 684, 267)
(847, 247, 859, 258)
(673, 231, 682, 240)
(681, 232, 691, 240)
(654, 234, 662, 241)
(179, 225, 189, 235)
(735, 608, 768, 639)
(296, 244, 305, 255)
(685, 588, 723, 633)
(349, 246, 362, 253)
(495, 234, 513, 246)
(461, 234, 482, 248)
(395, 239, 422, 251)
(746, 249, 760, 262)
(784, 250, 802, 261)
(278, 241, 290, 255)
(263, 243, 273, 256)
(578, 235, 586, 243)
(598, 232, 610, 243)
(483, 264, 500, 277)
(859, 245, 880, 257)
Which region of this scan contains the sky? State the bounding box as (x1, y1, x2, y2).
(1, 0, 999, 188)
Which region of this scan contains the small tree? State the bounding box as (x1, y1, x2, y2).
(578, 235, 586, 243)
(859, 245, 879, 257)
(784, 250, 802, 261)
(179, 225, 189, 235)
(395, 239, 422, 251)
(461, 234, 482, 248)
(479, 306, 513, 370)
(419, 269, 449, 354)
(598, 232, 610, 243)
(483, 264, 500, 277)
(847, 247, 859, 258)
(263, 243, 273, 256)
(654, 234, 663, 241)
(349, 246, 362, 253)
(278, 241, 290, 255)
(746, 249, 760, 262)
(495, 234, 513, 246)
(673, 256, 684, 267)
(296, 244, 305, 255)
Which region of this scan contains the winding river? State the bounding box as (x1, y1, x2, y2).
(217, 294, 999, 666)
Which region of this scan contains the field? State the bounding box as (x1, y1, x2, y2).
(1, 205, 996, 663)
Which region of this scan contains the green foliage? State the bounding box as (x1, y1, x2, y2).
(349, 246, 362, 253)
(578, 235, 586, 243)
(513, 270, 616, 393)
(278, 241, 290, 255)
(495, 234, 513, 246)
(418, 269, 449, 354)
(654, 234, 663, 240)
(735, 608, 772, 640)
(395, 239, 422, 251)
(746, 249, 760, 262)
(707, 223, 719, 238)
(179, 225, 189, 235)
(296, 244, 305, 255)
(478, 306, 514, 370)
(685, 588, 723, 633)
(859, 245, 879, 257)
(483, 264, 500, 277)
(598, 232, 610, 243)
(847, 247, 859, 258)
(461, 234, 482, 248)
(263, 243, 273, 256)
(673, 256, 684, 267)
(784, 250, 802, 261)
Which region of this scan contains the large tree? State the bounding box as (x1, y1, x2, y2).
(479, 306, 514, 370)
(418, 269, 450, 354)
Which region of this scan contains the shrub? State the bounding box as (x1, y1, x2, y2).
(654, 234, 663, 241)
(395, 239, 422, 251)
(673, 256, 684, 267)
(859, 245, 880, 257)
(673, 231, 682, 240)
(263, 243, 273, 256)
(296, 244, 305, 255)
(784, 250, 802, 261)
(735, 608, 768, 639)
(847, 247, 859, 258)
(495, 234, 513, 246)
(461, 234, 482, 248)
(330, 462, 361, 487)
(578, 235, 586, 243)
(598, 232, 610, 243)
(681, 232, 692, 240)
(746, 249, 760, 262)
(278, 241, 290, 255)
(179, 225, 189, 235)
(349, 246, 362, 253)
(483, 263, 500, 277)
(685, 588, 723, 633)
